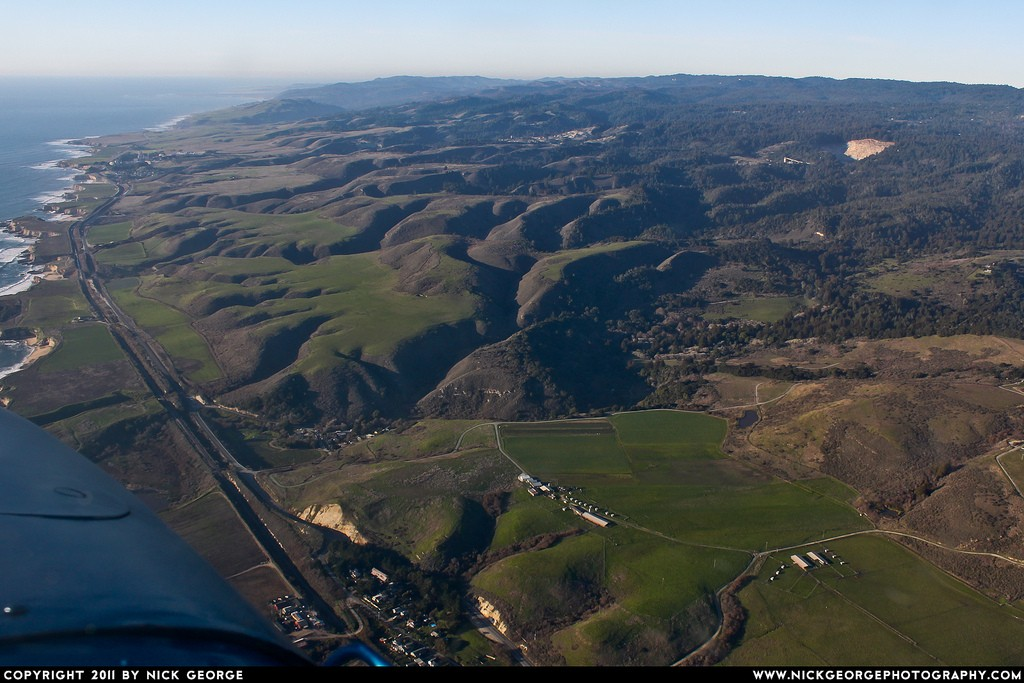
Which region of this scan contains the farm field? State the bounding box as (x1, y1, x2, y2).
(161, 491, 270, 578)
(248, 408, 1024, 665)
(499, 411, 868, 549)
(107, 277, 222, 382)
(498, 419, 628, 478)
(725, 535, 1024, 666)
(87, 220, 133, 245)
(0, 320, 144, 420)
(45, 398, 161, 450)
(38, 323, 125, 371)
(703, 296, 808, 323)
(16, 279, 91, 330)
(472, 410, 872, 663)
(161, 490, 292, 609)
(95, 241, 148, 267)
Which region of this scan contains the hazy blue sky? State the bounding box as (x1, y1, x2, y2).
(4, 0, 1022, 87)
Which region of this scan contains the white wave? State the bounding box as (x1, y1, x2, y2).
(145, 114, 190, 132)
(0, 245, 33, 262)
(32, 188, 73, 205)
(0, 271, 36, 298)
(0, 341, 33, 381)
(41, 212, 76, 222)
(0, 237, 39, 296)
(30, 159, 62, 170)
(45, 139, 94, 158)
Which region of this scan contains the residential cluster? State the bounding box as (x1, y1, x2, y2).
(270, 594, 325, 633)
(349, 568, 451, 667)
(380, 635, 449, 667)
(500, 126, 601, 144)
(288, 425, 392, 450)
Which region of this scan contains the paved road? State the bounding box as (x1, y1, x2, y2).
(67, 184, 353, 635)
(464, 599, 532, 666)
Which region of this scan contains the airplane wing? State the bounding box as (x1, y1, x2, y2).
(0, 407, 310, 666)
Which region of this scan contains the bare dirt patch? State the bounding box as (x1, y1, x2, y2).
(845, 138, 895, 160)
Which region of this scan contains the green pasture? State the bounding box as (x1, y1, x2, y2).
(234, 437, 320, 471)
(475, 524, 748, 665)
(536, 241, 644, 281)
(612, 409, 726, 454)
(473, 533, 608, 627)
(703, 296, 808, 323)
(791, 476, 861, 505)
(87, 221, 133, 245)
(27, 392, 132, 427)
(344, 419, 496, 461)
(594, 478, 867, 550)
(47, 398, 161, 450)
(107, 278, 221, 382)
(499, 425, 630, 478)
(500, 411, 866, 549)
(39, 323, 125, 371)
(726, 535, 1024, 665)
(132, 208, 359, 255)
(17, 279, 91, 330)
(75, 182, 117, 200)
(135, 247, 476, 373)
(95, 241, 148, 267)
(490, 490, 583, 550)
(283, 446, 515, 563)
(550, 536, 747, 665)
(865, 266, 944, 298)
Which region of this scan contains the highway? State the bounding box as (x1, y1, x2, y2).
(66, 184, 353, 636)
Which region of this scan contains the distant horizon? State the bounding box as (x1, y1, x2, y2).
(2, 71, 1021, 93)
(5, 1, 1024, 88)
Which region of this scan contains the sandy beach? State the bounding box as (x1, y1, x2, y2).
(0, 335, 53, 381)
(23, 336, 55, 365)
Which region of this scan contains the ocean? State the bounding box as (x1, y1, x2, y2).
(0, 77, 283, 378)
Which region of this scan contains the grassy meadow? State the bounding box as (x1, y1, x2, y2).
(703, 296, 808, 323)
(107, 277, 222, 382)
(280, 409, 1022, 665)
(725, 535, 1024, 665)
(87, 220, 133, 245)
(38, 323, 125, 371)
